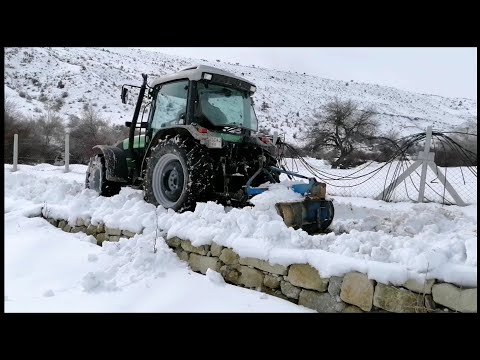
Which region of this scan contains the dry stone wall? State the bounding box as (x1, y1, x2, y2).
(43, 215, 477, 313)
(45, 217, 137, 245)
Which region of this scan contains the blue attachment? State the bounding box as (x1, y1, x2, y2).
(248, 185, 314, 196)
(307, 199, 334, 226)
(275, 198, 335, 232)
(245, 166, 316, 197)
(246, 165, 334, 233)
(291, 183, 312, 196)
(247, 187, 268, 196)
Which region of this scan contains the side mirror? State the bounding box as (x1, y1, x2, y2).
(121, 87, 128, 104)
(125, 121, 132, 128)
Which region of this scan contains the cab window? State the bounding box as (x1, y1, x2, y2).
(151, 80, 189, 132)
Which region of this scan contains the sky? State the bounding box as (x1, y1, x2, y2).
(143, 48, 477, 100)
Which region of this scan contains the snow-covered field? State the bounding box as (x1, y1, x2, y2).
(4, 164, 477, 312)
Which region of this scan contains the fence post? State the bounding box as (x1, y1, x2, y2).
(417, 126, 433, 203)
(13, 133, 18, 172)
(64, 130, 70, 173)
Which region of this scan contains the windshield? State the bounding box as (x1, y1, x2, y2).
(197, 82, 258, 131)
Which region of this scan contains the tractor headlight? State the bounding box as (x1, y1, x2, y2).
(203, 73, 213, 80)
(250, 85, 256, 93)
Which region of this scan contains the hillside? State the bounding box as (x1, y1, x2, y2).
(4, 47, 477, 145)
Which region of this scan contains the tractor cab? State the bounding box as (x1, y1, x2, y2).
(118, 65, 261, 185)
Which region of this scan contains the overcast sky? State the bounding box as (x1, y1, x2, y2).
(143, 47, 476, 99)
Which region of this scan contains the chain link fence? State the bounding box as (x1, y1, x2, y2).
(279, 129, 477, 206)
(281, 157, 476, 205)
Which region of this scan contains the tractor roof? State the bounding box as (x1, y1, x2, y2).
(150, 65, 255, 88)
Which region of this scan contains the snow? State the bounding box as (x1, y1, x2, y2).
(43, 290, 55, 297)
(4, 47, 477, 147)
(5, 163, 477, 314)
(206, 269, 226, 286)
(5, 186, 310, 312)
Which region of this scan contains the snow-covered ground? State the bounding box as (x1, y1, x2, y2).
(4, 47, 477, 146)
(5, 164, 311, 312)
(5, 216, 311, 312)
(5, 163, 477, 312)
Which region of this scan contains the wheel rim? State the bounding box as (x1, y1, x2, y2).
(152, 153, 186, 208)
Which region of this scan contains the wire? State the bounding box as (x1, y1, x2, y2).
(283, 133, 424, 186)
(440, 131, 477, 137)
(278, 130, 475, 205)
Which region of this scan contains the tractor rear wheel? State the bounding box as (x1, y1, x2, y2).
(144, 137, 212, 212)
(85, 154, 121, 197)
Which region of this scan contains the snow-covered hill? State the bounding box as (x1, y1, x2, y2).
(4, 47, 477, 145)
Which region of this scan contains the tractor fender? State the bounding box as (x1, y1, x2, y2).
(92, 145, 129, 183)
(141, 127, 196, 168)
(151, 126, 200, 147)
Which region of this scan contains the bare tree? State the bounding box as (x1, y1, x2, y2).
(4, 99, 21, 160)
(4, 99, 38, 163)
(36, 106, 65, 155)
(68, 104, 127, 164)
(5, 99, 20, 120)
(306, 98, 378, 168)
(461, 117, 477, 154)
(68, 105, 108, 163)
(107, 124, 130, 145)
(37, 109, 65, 162)
(434, 118, 477, 167)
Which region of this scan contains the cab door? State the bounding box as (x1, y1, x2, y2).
(146, 80, 190, 143)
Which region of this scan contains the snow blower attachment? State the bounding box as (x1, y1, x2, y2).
(246, 164, 334, 233)
(85, 65, 334, 234)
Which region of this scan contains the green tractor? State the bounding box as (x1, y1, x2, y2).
(85, 65, 334, 232)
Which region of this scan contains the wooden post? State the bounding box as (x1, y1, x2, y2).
(64, 130, 70, 173)
(417, 126, 432, 203)
(13, 133, 18, 172)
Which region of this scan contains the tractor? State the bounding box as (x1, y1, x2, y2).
(85, 65, 334, 233)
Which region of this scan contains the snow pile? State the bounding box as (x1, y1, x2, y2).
(5, 164, 477, 289)
(81, 232, 184, 293)
(160, 198, 477, 286)
(43, 290, 55, 297)
(5, 164, 87, 215)
(206, 269, 226, 286)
